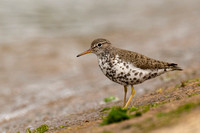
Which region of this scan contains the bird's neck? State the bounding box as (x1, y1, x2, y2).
(98, 46, 116, 58)
(96, 47, 110, 58)
(98, 51, 110, 61)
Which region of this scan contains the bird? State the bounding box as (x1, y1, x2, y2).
(77, 38, 182, 108)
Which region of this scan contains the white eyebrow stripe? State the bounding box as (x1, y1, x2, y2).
(92, 41, 107, 48)
(101, 41, 107, 44)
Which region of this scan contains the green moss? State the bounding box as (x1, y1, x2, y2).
(130, 102, 198, 131)
(100, 107, 111, 112)
(157, 102, 199, 118)
(182, 78, 200, 84)
(165, 95, 169, 98)
(35, 124, 49, 133)
(53, 125, 67, 130)
(26, 128, 31, 133)
(100, 107, 130, 126)
(104, 96, 118, 103)
(196, 83, 200, 86)
(185, 80, 190, 83)
(133, 112, 142, 117)
(17, 131, 20, 133)
(131, 102, 200, 132)
(26, 125, 49, 133)
(156, 112, 167, 117)
(129, 102, 167, 118)
(101, 90, 198, 127)
(174, 103, 196, 114)
(188, 92, 199, 97)
(141, 105, 150, 113)
(101, 101, 167, 126)
(136, 102, 165, 113)
(67, 127, 72, 130)
(189, 78, 200, 82)
(129, 106, 139, 112)
(59, 125, 66, 128)
(195, 78, 200, 81)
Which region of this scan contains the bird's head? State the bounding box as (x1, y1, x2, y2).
(77, 38, 112, 57)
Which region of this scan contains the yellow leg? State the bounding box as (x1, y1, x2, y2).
(123, 86, 127, 107)
(123, 85, 135, 108)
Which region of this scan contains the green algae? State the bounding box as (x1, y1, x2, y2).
(26, 124, 49, 133)
(100, 107, 130, 126)
(129, 106, 139, 112)
(131, 102, 166, 113)
(104, 96, 118, 103)
(101, 102, 167, 126)
(35, 124, 49, 133)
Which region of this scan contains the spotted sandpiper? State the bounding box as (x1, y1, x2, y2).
(77, 38, 182, 108)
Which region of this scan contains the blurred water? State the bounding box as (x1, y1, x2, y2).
(0, 0, 200, 132)
(1, 0, 199, 43)
(0, 0, 132, 42)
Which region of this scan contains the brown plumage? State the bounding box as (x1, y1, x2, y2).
(77, 38, 182, 108)
(115, 48, 182, 71)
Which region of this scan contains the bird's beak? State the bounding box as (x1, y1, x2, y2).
(77, 49, 92, 57)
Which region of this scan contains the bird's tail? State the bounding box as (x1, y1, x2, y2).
(168, 63, 183, 71)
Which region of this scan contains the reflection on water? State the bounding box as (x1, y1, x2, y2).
(0, 0, 200, 132)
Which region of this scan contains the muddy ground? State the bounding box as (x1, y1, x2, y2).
(0, 0, 200, 133)
(0, 36, 200, 133)
(53, 72, 200, 133)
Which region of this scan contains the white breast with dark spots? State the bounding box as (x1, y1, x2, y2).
(98, 55, 166, 85)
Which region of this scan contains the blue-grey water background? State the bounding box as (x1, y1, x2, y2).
(0, 0, 200, 132)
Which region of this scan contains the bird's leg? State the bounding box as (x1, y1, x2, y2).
(123, 86, 127, 107)
(123, 85, 135, 108)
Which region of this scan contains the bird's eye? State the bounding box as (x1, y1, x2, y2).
(97, 43, 102, 47)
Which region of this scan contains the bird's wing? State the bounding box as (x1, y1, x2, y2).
(116, 49, 182, 70)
